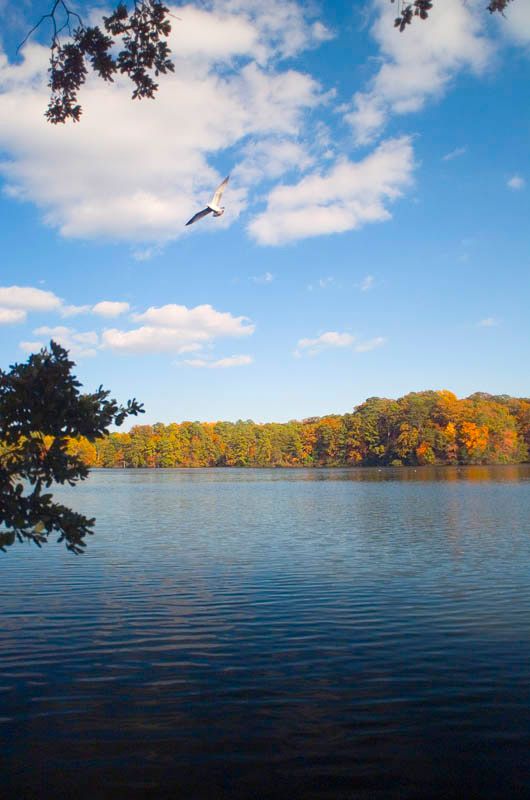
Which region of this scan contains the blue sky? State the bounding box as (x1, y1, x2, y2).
(0, 0, 529, 424)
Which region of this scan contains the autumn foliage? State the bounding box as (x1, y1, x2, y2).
(70, 391, 530, 469)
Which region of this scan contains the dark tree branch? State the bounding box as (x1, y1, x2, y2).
(486, 0, 515, 14)
(20, 0, 174, 124)
(0, 341, 144, 552)
(17, 0, 83, 53)
(391, 0, 516, 31)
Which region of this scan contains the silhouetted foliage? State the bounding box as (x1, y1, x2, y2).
(391, 0, 515, 31)
(24, 0, 518, 121)
(21, 0, 174, 123)
(0, 341, 143, 552)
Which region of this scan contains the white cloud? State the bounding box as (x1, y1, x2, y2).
(307, 277, 336, 290)
(19, 340, 46, 353)
(1, 286, 256, 361)
(295, 330, 386, 356)
(249, 136, 414, 245)
(103, 303, 254, 354)
(183, 354, 253, 368)
(507, 175, 525, 190)
(0, 285, 134, 322)
(296, 331, 355, 356)
(0, 285, 61, 311)
(30, 326, 99, 358)
(234, 138, 314, 184)
(101, 327, 203, 354)
(360, 274, 375, 291)
(168, 4, 258, 62)
(252, 272, 274, 284)
(478, 317, 499, 328)
(132, 246, 163, 262)
(345, 93, 386, 147)
(61, 300, 131, 317)
(0, 0, 325, 244)
(443, 147, 467, 161)
(355, 336, 386, 352)
(206, 0, 332, 61)
(0, 307, 26, 324)
(92, 301, 130, 317)
(132, 303, 254, 335)
(61, 304, 92, 317)
(345, 0, 491, 144)
(498, 1, 530, 48)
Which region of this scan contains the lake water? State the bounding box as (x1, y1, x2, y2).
(2, 466, 530, 799)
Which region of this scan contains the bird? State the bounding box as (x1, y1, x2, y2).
(185, 176, 230, 227)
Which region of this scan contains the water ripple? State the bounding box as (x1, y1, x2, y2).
(2, 466, 530, 799)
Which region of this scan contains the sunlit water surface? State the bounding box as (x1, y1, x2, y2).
(2, 466, 530, 799)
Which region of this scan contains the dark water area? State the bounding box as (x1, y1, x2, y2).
(2, 466, 530, 799)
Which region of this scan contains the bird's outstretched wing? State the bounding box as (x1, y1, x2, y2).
(185, 207, 213, 226)
(210, 176, 230, 209)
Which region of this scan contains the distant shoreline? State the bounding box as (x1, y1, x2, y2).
(90, 462, 530, 470)
(69, 391, 530, 470)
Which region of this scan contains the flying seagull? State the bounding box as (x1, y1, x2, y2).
(185, 176, 230, 227)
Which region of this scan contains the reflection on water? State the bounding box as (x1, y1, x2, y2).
(2, 466, 530, 799)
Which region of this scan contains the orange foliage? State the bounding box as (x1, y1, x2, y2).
(416, 441, 435, 464)
(460, 421, 489, 461)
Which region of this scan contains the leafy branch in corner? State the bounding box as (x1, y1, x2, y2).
(0, 341, 143, 553)
(391, 0, 515, 32)
(20, 0, 174, 123)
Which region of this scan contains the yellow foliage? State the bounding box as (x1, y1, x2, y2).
(460, 421, 489, 459)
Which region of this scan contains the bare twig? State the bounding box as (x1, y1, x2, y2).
(17, 0, 84, 53)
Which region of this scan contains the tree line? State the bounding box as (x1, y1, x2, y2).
(67, 391, 530, 469)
